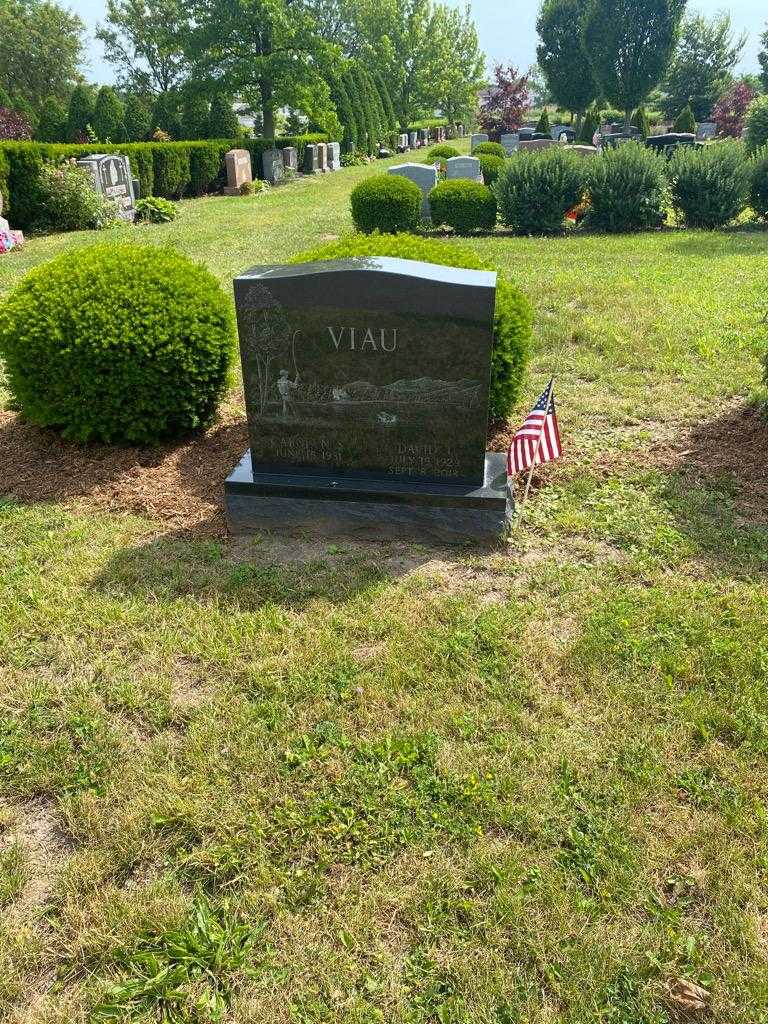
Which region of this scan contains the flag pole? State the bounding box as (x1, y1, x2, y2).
(512, 377, 555, 533)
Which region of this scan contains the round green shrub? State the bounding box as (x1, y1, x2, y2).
(478, 154, 504, 186)
(585, 141, 667, 231)
(427, 143, 460, 161)
(429, 179, 497, 233)
(289, 233, 532, 418)
(745, 95, 768, 155)
(494, 147, 585, 234)
(669, 140, 750, 229)
(135, 195, 178, 222)
(473, 141, 506, 159)
(749, 145, 768, 219)
(350, 174, 422, 233)
(0, 244, 235, 444)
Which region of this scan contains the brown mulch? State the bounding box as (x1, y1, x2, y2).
(0, 405, 248, 536)
(1, 398, 766, 537)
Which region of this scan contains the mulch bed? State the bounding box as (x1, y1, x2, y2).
(1, 399, 765, 536)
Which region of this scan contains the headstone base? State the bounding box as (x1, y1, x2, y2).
(224, 451, 507, 544)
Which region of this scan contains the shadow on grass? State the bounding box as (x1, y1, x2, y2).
(659, 402, 768, 574)
(91, 526, 469, 612)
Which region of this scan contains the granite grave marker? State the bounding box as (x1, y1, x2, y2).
(387, 163, 437, 220)
(223, 148, 253, 195)
(327, 142, 341, 170)
(225, 258, 505, 541)
(262, 148, 284, 184)
(282, 146, 298, 171)
(303, 144, 319, 173)
(445, 155, 483, 182)
(76, 154, 136, 220)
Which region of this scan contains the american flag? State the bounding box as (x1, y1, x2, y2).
(507, 379, 562, 477)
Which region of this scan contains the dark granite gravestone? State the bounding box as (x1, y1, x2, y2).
(225, 257, 506, 542)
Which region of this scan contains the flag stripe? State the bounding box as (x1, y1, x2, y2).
(507, 381, 562, 477)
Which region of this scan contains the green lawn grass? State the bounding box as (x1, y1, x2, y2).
(1, 150, 768, 1024)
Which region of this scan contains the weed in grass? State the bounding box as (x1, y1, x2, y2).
(92, 898, 267, 1022)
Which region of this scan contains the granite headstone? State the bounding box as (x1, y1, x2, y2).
(445, 155, 483, 183)
(75, 154, 136, 220)
(327, 142, 341, 170)
(225, 257, 505, 541)
(408, 131, 418, 149)
(262, 148, 284, 184)
(282, 146, 298, 171)
(500, 133, 519, 154)
(316, 142, 328, 172)
(471, 133, 489, 151)
(223, 148, 253, 195)
(387, 162, 438, 220)
(303, 144, 319, 174)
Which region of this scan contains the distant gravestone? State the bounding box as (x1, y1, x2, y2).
(445, 155, 483, 183)
(303, 144, 319, 174)
(697, 122, 717, 140)
(282, 146, 298, 171)
(262, 148, 284, 184)
(317, 142, 328, 172)
(387, 162, 437, 220)
(327, 142, 341, 170)
(397, 133, 409, 151)
(75, 153, 136, 220)
(519, 138, 556, 151)
(470, 133, 489, 151)
(500, 133, 519, 154)
(222, 149, 253, 195)
(567, 145, 598, 158)
(457, 124, 466, 137)
(408, 131, 418, 148)
(225, 257, 505, 541)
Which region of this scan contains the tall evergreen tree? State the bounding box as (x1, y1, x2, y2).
(208, 94, 238, 138)
(151, 91, 182, 137)
(330, 73, 357, 151)
(343, 66, 368, 152)
(37, 96, 67, 141)
(760, 26, 768, 93)
(182, 91, 210, 139)
(124, 94, 151, 139)
(584, 0, 686, 130)
(372, 69, 397, 131)
(93, 85, 125, 140)
(67, 83, 95, 140)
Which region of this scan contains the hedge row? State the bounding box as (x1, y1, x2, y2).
(0, 134, 328, 230)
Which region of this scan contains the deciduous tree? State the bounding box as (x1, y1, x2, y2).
(712, 81, 757, 138)
(97, 0, 187, 95)
(537, 0, 597, 133)
(584, 0, 686, 131)
(662, 12, 744, 121)
(478, 64, 530, 136)
(0, 0, 85, 113)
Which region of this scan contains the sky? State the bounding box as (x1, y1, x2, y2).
(74, 0, 766, 85)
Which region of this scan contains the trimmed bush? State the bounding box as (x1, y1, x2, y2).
(745, 95, 768, 155)
(669, 140, 750, 229)
(473, 141, 506, 158)
(579, 104, 600, 144)
(585, 141, 666, 231)
(750, 145, 768, 219)
(478, 154, 504, 186)
(289, 233, 532, 418)
(673, 103, 696, 134)
(494, 146, 584, 234)
(350, 175, 422, 233)
(427, 144, 460, 161)
(536, 110, 551, 135)
(0, 245, 234, 444)
(429, 180, 497, 233)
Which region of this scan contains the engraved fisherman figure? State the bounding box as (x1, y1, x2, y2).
(276, 368, 299, 419)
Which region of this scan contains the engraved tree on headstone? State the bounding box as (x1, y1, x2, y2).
(238, 283, 296, 417)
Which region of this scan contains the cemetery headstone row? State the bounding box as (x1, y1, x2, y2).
(76, 154, 136, 220)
